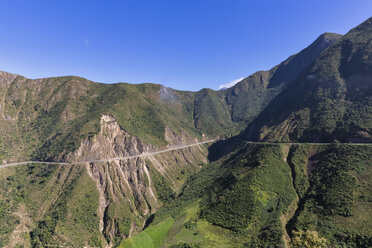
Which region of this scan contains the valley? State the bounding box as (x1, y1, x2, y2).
(1, 16, 372, 248)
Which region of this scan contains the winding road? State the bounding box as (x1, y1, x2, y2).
(244, 141, 372, 146)
(0, 140, 216, 169)
(2, 140, 372, 169)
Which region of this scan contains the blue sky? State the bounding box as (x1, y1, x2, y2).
(0, 1, 371, 91)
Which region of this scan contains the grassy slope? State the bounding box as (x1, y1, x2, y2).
(120, 217, 175, 248)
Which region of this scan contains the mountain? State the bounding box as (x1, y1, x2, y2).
(0, 76, 218, 247)
(136, 142, 372, 248)
(1, 17, 371, 248)
(195, 32, 341, 133)
(119, 18, 372, 248)
(0, 29, 339, 164)
(246, 17, 372, 143)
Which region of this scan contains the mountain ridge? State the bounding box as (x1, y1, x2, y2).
(245, 17, 372, 143)
(0, 30, 339, 163)
(2, 17, 372, 248)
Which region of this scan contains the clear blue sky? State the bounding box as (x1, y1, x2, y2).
(0, 1, 371, 91)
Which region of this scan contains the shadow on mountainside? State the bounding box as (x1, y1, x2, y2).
(207, 134, 245, 162)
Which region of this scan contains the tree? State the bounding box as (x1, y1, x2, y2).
(290, 230, 328, 248)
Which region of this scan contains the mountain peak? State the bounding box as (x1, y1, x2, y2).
(246, 16, 372, 143)
(353, 16, 372, 30)
(318, 32, 342, 40)
(310, 32, 342, 52)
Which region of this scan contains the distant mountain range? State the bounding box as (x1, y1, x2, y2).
(1, 17, 371, 248)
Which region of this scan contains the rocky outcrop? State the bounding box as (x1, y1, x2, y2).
(68, 115, 208, 245)
(70, 115, 154, 162)
(0, 71, 18, 87)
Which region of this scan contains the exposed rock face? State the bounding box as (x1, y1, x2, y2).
(68, 115, 208, 245)
(0, 71, 18, 87)
(70, 115, 154, 162)
(159, 86, 178, 103)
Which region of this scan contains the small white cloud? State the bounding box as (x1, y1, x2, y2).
(218, 77, 244, 90)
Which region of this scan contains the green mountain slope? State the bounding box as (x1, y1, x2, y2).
(0, 28, 339, 163)
(118, 17, 372, 248)
(0, 77, 200, 161)
(133, 143, 372, 248)
(0, 163, 103, 247)
(224, 32, 341, 124)
(246, 17, 372, 143)
(2, 16, 372, 248)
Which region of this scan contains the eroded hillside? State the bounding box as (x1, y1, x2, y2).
(1, 115, 210, 247)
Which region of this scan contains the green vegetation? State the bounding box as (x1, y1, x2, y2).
(290, 145, 372, 247)
(201, 144, 297, 246)
(0, 163, 103, 247)
(290, 230, 328, 248)
(249, 18, 372, 143)
(147, 161, 176, 203)
(287, 144, 313, 198)
(103, 196, 145, 245)
(146, 218, 175, 247)
(120, 217, 174, 248)
(124, 143, 372, 247)
(193, 89, 239, 136)
(122, 144, 298, 247)
(0, 21, 339, 161)
(1, 16, 372, 248)
(0, 168, 21, 247)
(203, 145, 296, 233)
